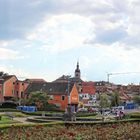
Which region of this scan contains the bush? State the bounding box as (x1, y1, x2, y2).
(0, 108, 19, 112)
(45, 104, 61, 111)
(22, 110, 64, 116)
(76, 112, 97, 117)
(0, 102, 18, 108)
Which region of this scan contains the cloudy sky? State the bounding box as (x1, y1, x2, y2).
(0, 0, 140, 84)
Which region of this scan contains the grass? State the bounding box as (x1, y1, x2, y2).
(0, 116, 17, 124)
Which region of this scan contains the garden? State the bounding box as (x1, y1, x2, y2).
(0, 122, 140, 140)
(0, 91, 140, 140)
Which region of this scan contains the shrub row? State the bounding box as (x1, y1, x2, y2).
(0, 108, 19, 112)
(76, 112, 97, 117)
(0, 121, 64, 130)
(127, 112, 140, 119)
(22, 111, 64, 116)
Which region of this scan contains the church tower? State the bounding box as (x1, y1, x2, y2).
(75, 62, 81, 79)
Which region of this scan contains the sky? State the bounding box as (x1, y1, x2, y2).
(0, 0, 140, 85)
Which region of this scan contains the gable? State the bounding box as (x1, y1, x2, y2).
(70, 84, 79, 104)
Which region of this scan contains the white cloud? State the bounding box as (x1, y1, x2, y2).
(80, 56, 93, 69)
(1, 0, 140, 84)
(26, 14, 95, 52)
(0, 41, 9, 47)
(91, 42, 140, 73)
(0, 65, 30, 79)
(0, 48, 21, 60)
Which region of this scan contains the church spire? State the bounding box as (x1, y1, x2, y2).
(77, 62, 79, 70)
(75, 61, 80, 79)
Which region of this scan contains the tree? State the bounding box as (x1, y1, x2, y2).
(99, 94, 110, 108)
(133, 95, 140, 105)
(26, 91, 49, 110)
(110, 92, 120, 107)
(0, 71, 9, 77)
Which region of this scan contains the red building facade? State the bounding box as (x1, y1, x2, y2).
(0, 74, 29, 103)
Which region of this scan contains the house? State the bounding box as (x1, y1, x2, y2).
(0, 75, 17, 101)
(14, 80, 29, 99)
(25, 82, 79, 111)
(0, 80, 3, 102)
(79, 82, 96, 107)
(95, 81, 109, 93)
(0, 74, 29, 103)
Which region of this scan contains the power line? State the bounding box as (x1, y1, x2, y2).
(107, 72, 140, 83)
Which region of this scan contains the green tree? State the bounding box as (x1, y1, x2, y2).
(133, 95, 140, 105)
(26, 91, 49, 110)
(110, 92, 120, 107)
(99, 94, 110, 108)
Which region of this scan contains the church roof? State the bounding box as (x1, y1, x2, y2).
(52, 75, 70, 83)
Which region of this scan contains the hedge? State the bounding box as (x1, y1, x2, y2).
(76, 112, 97, 117)
(0, 121, 64, 130)
(127, 112, 140, 119)
(0, 108, 19, 112)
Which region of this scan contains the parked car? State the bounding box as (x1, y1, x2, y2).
(88, 107, 98, 113)
(78, 108, 88, 112)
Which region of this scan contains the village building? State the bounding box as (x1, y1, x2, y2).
(25, 82, 79, 111)
(79, 82, 96, 107)
(0, 73, 29, 104)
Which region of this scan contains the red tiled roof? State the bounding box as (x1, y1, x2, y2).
(0, 75, 16, 84)
(82, 82, 95, 94)
(119, 88, 131, 101)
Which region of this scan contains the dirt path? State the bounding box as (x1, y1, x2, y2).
(13, 117, 34, 124)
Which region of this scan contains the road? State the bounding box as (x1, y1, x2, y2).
(124, 109, 140, 114)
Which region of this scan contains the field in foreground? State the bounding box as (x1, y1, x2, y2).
(0, 122, 140, 140)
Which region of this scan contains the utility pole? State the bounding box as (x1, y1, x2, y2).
(107, 73, 112, 83)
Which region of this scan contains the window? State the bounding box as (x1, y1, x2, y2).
(55, 103, 61, 108)
(17, 83, 19, 85)
(12, 90, 14, 95)
(21, 91, 24, 98)
(13, 82, 15, 85)
(0, 90, 1, 94)
(61, 95, 65, 100)
(16, 91, 19, 97)
(22, 83, 24, 85)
